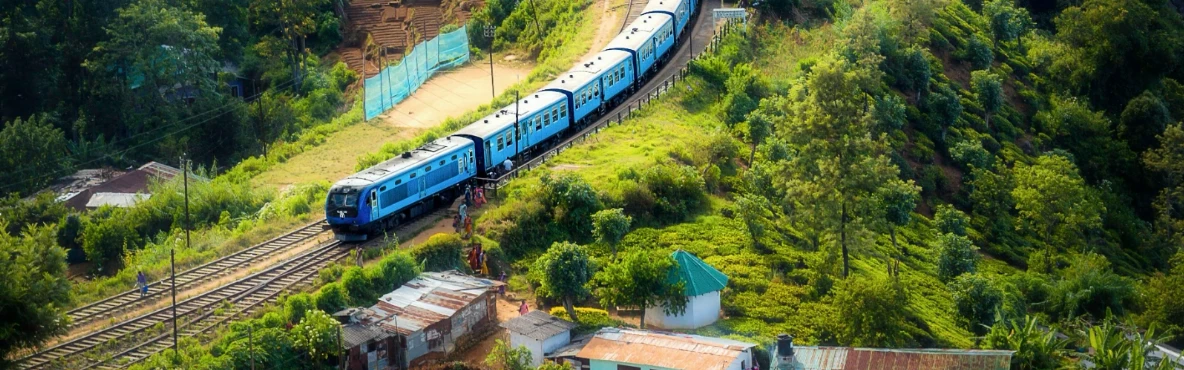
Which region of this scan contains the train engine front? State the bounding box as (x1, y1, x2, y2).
(326, 180, 372, 242)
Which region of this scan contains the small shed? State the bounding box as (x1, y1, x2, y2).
(644, 250, 728, 329)
(500, 310, 577, 366)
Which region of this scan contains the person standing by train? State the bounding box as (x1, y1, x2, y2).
(464, 185, 473, 207)
(503, 159, 513, 173)
(475, 187, 487, 208)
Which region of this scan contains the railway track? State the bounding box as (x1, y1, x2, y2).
(20, 240, 348, 370)
(65, 220, 330, 330)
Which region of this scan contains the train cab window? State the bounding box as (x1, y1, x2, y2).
(497, 136, 504, 150)
(551, 107, 559, 122)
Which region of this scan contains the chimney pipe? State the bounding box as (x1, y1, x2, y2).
(776, 334, 794, 368)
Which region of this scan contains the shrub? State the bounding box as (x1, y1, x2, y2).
(410, 233, 466, 272)
(314, 282, 348, 313)
(937, 233, 979, 282)
(637, 164, 706, 225)
(550, 307, 627, 334)
(950, 274, 1003, 335)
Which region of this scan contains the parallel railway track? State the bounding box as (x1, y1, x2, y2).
(21, 241, 347, 370)
(65, 220, 331, 331)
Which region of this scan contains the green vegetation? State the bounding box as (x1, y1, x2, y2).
(590, 249, 686, 329)
(533, 242, 594, 322)
(467, 0, 1184, 367)
(0, 224, 72, 367)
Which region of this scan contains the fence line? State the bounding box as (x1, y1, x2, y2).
(480, 20, 741, 192)
(364, 25, 471, 120)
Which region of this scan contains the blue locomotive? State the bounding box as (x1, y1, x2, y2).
(327, 0, 699, 241)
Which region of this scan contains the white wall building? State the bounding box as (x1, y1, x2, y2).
(644, 250, 729, 329)
(500, 310, 577, 366)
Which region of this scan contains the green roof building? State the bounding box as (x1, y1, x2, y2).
(645, 250, 729, 329)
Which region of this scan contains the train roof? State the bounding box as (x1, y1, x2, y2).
(334, 137, 470, 187)
(453, 91, 567, 138)
(543, 52, 631, 93)
(642, 0, 683, 16)
(605, 13, 671, 52)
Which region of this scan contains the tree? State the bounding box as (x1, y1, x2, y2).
(1012, 154, 1104, 265)
(0, 115, 71, 196)
(1035, 95, 1132, 182)
(591, 209, 631, 258)
(971, 71, 1003, 127)
(735, 193, 774, 250)
(0, 223, 73, 361)
(983, 316, 1069, 370)
(984, 0, 1032, 48)
(777, 57, 904, 278)
(541, 174, 602, 243)
(90, 0, 221, 101)
(966, 34, 994, 70)
(900, 47, 931, 101)
(745, 110, 772, 164)
(950, 139, 991, 171)
(1143, 124, 1184, 252)
(934, 204, 970, 236)
(484, 339, 533, 370)
(1120, 91, 1173, 154)
(249, 0, 329, 89)
(926, 84, 962, 142)
(534, 242, 592, 323)
(937, 233, 978, 281)
(949, 274, 1003, 335)
(290, 309, 338, 362)
(592, 250, 687, 329)
(877, 180, 920, 253)
(832, 275, 913, 347)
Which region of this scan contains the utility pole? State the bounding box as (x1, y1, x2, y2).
(484, 25, 496, 99)
(525, 0, 543, 36)
(175, 155, 188, 361)
(249, 325, 255, 370)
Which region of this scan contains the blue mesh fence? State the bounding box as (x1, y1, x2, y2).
(364, 25, 471, 120)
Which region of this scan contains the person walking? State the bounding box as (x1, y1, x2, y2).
(136, 271, 148, 298)
(518, 300, 529, 315)
(458, 203, 467, 224)
(463, 216, 473, 239)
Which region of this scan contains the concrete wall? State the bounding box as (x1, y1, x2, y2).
(644, 291, 721, 329)
(589, 359, 677, 370)
(510, 331, 545, 366)
(542, 331, 572, 357)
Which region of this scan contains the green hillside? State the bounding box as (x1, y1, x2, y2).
(474, 0, 1184, 368)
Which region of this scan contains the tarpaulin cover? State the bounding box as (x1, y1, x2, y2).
(364, 25, 471, 120)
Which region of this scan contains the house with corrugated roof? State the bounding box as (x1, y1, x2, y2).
(769, 334, 1015, 370)
(644, 250, 728, 329)
(565, 327, 758, 370)
(334, 271, 503, 370)
(500, 310, 578, 367)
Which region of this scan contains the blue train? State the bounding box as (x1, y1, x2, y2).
(327, 0, 699, 241)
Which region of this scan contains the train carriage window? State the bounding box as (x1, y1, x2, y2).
(560, 103, 568, 117)
(497, 136, 504, 150)
(410, 173, 417, 179)
(451, 155, 457, 160)
(395, 179, 402, 185)
(425, 166, 432, 172)
(439, 159, 446, 165)
(544, 112, 551, 126)
(535, 116, 542, 130)
(505, 131, 513, 146)
(552, 107, 559, 122)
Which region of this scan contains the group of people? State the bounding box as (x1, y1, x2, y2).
(467, 242, 490, 276)
(454, 184, 486, 239)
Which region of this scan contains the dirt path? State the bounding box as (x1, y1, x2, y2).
(251, 62, 532, 190)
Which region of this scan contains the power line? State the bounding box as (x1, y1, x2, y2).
(0, 79, 298, 193)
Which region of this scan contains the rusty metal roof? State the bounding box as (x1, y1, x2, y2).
(352, 271, 500, 335)
(781, 346, 1015, 370)
(576, 328, 756, 370)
